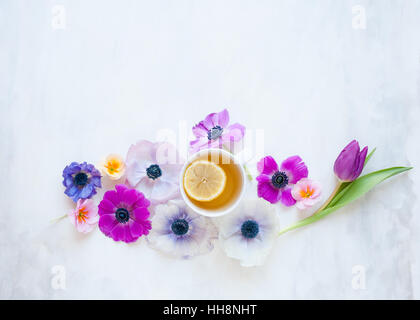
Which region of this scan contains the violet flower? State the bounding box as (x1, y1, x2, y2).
(334, 140, 368, 182)
(62, 162, 102, 202)
(256, 155, 308, 206)
(190, 109, 245, 153)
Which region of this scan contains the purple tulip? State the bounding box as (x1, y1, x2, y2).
(334, 140, 368, 182)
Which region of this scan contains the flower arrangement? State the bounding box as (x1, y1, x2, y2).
(59, 109, 412, 267)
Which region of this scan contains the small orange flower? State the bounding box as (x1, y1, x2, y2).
(77, 207, 89, 223)
(291, 178, 322, 210)
(99, 154, 125, 180)
(68, 199, 98, 233)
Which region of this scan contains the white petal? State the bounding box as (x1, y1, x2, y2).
(126, 140, 155, 164)
(150, 180, 179, 203)
(221, 233, 249, 260)
(135, 176, 155, 199)
(215, 210, 244, 238)
(239, 241, 274, 267)
(154, 142, 184, 165)
(152, 201, 181, 230)
(159, 163, 183, 184)
(218, 197, 279, 267)
(147, 200, 218, 259)
(126, 162, 147, 187)
(148, 233, 178, 254)
(221, 233, 275, 267)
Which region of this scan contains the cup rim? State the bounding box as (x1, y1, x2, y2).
(179, 148, 246, 218)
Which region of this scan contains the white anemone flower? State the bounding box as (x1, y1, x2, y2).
(217, 198, 279, 267)
(125, 140, 183, 204)
(147, 200, 218, 259)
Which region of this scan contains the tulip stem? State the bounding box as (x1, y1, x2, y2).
(278, 181, 342, 236)
(50, 214, 67, 223)
(278, 146, 378, 237)
(313, 181, 343, 215)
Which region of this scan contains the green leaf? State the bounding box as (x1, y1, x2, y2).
(278, 166, 412, 236)
(331, 166, 411, 207)
(326, 182, 351, 208)
(364, 147, 376, 166)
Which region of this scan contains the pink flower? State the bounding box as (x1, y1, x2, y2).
(98, 184, 151, 243)
(190, 109, 245, 153)
(68, 199, 99, 233)
(291, 179, 322, 210)
(256, 155, 308, 206)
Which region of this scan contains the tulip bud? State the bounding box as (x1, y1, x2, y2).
(334, 140, 368, 182)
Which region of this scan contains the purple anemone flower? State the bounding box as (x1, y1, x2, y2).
(98, 184, 152, 243)
(256, 155, 308, 206)
(334, 140, 368, 182)
(62, 162, 102, 202)
(190, 109, 245, 153)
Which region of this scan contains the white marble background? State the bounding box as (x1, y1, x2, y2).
(1, 0, 419, 299)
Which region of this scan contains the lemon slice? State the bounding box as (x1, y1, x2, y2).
(183, 160, 227, 202)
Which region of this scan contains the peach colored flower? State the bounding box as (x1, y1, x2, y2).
(99, 154, 125, 180)
(291, 178, 322, 210)
(68, 199, 99, 233)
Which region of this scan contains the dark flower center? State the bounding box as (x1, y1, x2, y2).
(146, 164, 162, 180)
(207, 125, 224, 140)
(171, 219, 189, 236)
(115, 208, 130, 223)
(74, 172, 88, 186)
(241, 220, 259, 239)
(271, 171, 289, 189)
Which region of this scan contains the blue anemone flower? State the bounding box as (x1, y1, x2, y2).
(62, 162, 102, 202)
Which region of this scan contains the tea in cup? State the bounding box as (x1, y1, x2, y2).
(180, 149, 245, 217)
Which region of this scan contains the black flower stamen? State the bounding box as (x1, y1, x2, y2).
(207, 125, 224, 140)
(146, 164, 162, 180)
(241, 220, 259, 239)
(171, 219, 189, 236)
(271, 171, 289, 189)
(115, 208, 130, 223)
(74, 172, 88, 187)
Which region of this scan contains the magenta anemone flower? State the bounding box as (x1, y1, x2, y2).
(334, 140, 368, 182)
(98, 184, 152, 243)
(190, 109, 245, 153)
(256, 155, 308, 206)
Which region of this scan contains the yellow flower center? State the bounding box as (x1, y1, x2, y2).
(300, 186, 314, 198)
(77, 207, 88, 223)
(105, 159, 122, 174)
